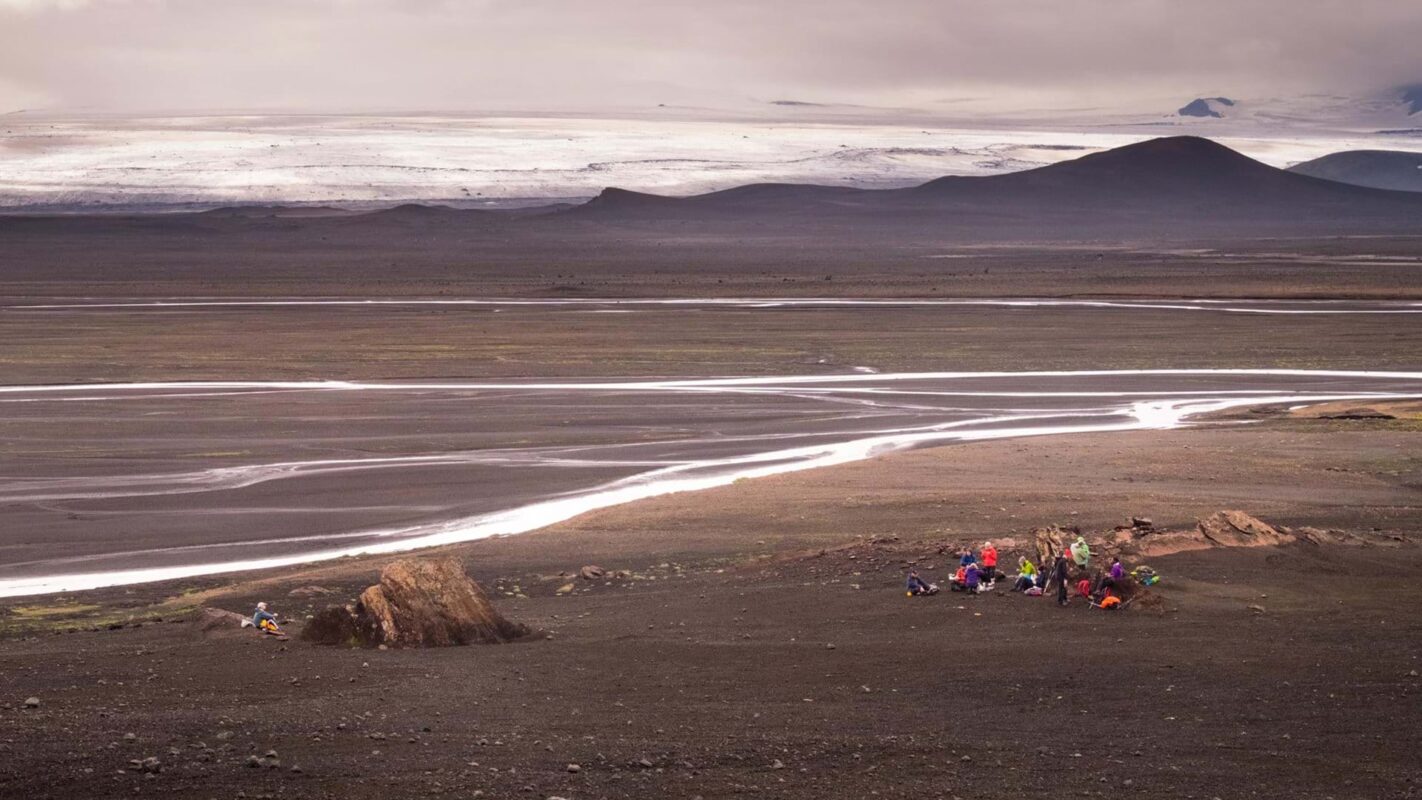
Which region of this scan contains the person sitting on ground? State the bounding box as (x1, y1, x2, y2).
(965, 562, 987, 594)
(980, 541, 999, 584)
(949, 565, 969, 592)
(906, 569, 939, 596)
(1075, 577, 1093, 600)
(1070, 536, 1091, 569)
(252, 602, 282, 635)
(1012, 556, 1039, 592)
(959, 547, 977, 568)
(1096, 592, 1122, 611)
(1101, 556, 1125, 591)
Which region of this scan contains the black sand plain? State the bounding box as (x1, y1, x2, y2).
(1, 137, 1421, 798)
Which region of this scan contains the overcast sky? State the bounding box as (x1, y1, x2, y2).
(2, 0, 1420, 115)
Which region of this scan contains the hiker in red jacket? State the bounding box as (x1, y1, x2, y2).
(980, 541, 999, 585)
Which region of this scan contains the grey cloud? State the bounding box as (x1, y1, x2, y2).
(1, 0, 1419, 113)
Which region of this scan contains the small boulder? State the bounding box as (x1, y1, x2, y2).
(192, 608, 251, 639)
(578, 565, 606, 580)
(23, 697, 39, 709)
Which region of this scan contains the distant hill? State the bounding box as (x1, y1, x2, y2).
(6, 137, 1422, 244)
(1288, 150, 1422, 192)
(571, 136, 1422, 237)
(1403, 85, 1422, 115)
(1177, 97, 1236, 118)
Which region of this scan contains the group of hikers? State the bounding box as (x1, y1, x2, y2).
(906, 536, 1138, 610)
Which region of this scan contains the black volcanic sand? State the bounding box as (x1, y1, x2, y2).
(0, 228, 1419, 797)
(0, 421, 1420, 800)
(3, 298, 1422, 384)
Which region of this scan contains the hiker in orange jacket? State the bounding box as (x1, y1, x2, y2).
(949, 565, 969, 592)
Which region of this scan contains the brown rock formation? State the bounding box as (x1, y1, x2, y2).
(303, 557, 532, 648)
(1031, 524, 1076, 567)
(1196, 511, 1293, 548)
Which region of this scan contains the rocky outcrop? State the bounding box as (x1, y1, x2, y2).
(303, 557, 532, 648)
(1030, 524, 1077, 567)
(1196, 511, 1292, 548)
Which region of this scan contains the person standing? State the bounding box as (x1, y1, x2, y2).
(1052, 553, 1071, 607)
(980, 541, 999, 585)
(1070, 536, 1091, 569)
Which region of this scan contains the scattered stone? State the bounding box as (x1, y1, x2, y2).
(579, 565, 606, 580)
(566, 763, 581, 773)
(22, 697, 39, 709)
(555, 583, 576, 596)
(1247, 604, 1267, 614)
(771, 759, 785, 770)
(1317, 407, 1396, 420)
(637, 758, 654, 769)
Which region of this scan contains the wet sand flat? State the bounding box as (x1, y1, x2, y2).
(0, 234, 1419, 799)
(1, 297, 1419, 594)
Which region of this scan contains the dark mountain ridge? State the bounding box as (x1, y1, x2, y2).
(1288, 149, 1422, 193)
(4, 137, 1422, 242)
(569, 137, 1422, 235)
